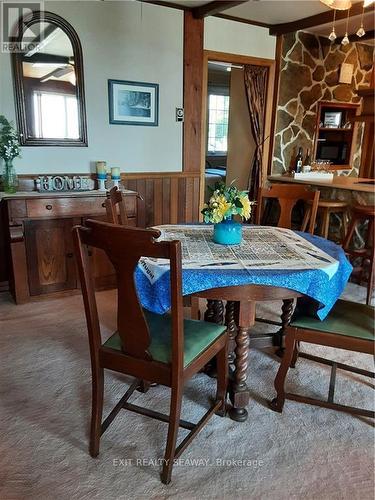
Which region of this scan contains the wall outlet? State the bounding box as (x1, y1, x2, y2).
(176, 107, 184, 122)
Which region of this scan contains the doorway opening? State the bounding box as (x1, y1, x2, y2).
(202, 51, 275, 209)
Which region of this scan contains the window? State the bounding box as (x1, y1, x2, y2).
(207, 94, 230, 154)
(33, 92, 79, 139)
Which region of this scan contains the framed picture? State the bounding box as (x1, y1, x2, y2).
(108, 79, 159, 126)
(323, 111, 342, 128)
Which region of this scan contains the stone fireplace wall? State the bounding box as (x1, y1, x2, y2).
(272, 31, 374, 175)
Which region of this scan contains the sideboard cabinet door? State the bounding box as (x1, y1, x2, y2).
(24, 218, 78, 295)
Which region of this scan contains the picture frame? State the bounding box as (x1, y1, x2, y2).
(108, 79, 159, 126)
(323, 111, 342, 128)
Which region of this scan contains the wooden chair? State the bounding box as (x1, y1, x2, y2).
(256, 184, 320, 234)
(343, 204, 375, 305)
(105, 186, 130, 225)
(270, 299, 374, 418)
(73, 219, 228, 484)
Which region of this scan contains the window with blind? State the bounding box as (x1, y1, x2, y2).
(207, 94, 230, 154)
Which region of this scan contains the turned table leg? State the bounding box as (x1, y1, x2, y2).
(204, 299, 224, 324)
(228, 301, 255, 422)
(274, 298, 295, 357)
(225, 301, 237, 366)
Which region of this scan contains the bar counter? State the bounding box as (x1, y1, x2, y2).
(268, 175, 375, 194)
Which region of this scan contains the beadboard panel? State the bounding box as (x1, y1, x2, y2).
(122, 172, 201, 227)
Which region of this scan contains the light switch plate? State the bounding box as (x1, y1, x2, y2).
(176, 107, 184, 122)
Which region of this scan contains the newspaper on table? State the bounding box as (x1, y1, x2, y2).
(139, 225, 339, 284)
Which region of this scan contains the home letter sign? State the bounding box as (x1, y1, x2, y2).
(35, 175, 94, 192)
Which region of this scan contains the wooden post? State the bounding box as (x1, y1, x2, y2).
(183, 11, 204, 174)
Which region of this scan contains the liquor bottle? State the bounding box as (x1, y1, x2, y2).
(295, 147, 303, 173)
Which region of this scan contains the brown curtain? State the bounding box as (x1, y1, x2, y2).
(243, 64, 269, 210)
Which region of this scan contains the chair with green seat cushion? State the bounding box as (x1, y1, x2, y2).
(270, 299, 374, 419)
(73, 220, 228, 485)
(104, 311, 227, 367)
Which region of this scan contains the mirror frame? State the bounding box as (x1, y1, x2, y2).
(12, 10, 88, 147)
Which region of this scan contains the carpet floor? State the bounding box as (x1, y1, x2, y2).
(0, 283, 373, 500)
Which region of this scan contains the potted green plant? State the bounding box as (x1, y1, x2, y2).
(0, 115, 20, 193)
(201, 181, 254, 245)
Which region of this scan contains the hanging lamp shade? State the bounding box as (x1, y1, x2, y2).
(320, 0, 352, 9)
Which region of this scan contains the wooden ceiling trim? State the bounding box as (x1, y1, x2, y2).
(214, 13, 271, 28)
(192, 1, 249, 19)
(139, 0, 192, 12)
(270, 2, 375, 36)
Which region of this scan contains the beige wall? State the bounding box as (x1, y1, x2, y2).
(226, 68, 255, 191)
(0, 1, 183, 174)
(204, 17, 276, 59)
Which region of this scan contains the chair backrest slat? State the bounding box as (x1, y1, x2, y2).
(105, 186, 130, 225)
(256, 184, 320, 234)
(73, 219, 184, 366)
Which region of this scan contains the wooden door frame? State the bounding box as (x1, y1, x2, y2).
(200, 50, 276, 210)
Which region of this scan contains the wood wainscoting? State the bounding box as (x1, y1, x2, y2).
(122, 171, 201, 228)
(0, 171, 202, 292)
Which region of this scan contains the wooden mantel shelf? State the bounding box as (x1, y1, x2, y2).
(0, 189, 135, 201)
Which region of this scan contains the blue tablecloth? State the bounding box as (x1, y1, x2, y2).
(135, 231, 352, 320)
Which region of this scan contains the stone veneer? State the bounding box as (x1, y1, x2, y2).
(272, 31, 374, 175)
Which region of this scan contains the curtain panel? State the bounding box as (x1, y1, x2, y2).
(243, 65, 269, 210)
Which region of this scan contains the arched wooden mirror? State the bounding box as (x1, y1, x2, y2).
(12, 11, 87, 146)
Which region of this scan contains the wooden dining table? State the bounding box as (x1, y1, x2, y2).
(134, 224, 353, 422)
(192, 285, 302, 422)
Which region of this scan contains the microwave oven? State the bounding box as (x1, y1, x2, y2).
(316, 141, 348, 165)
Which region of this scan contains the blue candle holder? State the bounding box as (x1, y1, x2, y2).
(111, 175, 120, 188)
(97, 172, 107, 191)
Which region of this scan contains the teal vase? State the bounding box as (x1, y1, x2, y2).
(213, 218, 242, 245)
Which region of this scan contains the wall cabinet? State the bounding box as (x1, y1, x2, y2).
(2, 190, 139, 303)
(314, 102, 359, 168)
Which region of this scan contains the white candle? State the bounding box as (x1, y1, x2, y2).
(111, 167, 121, 179)
(96, 161, 106, 175)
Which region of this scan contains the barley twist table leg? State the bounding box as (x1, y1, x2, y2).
(225, 301, 237, 366)
(228, 301, 254, 422)
(229, 325, 250, 422)
(275, 298, 295, 357)
(204, 300, 216, 322)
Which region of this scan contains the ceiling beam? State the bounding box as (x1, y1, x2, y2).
(192, 1, 249, 19)
(269, 2, 375, 36)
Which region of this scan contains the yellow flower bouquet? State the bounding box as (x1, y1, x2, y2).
(201, 181, 253, 224)
(201, 181, 254, 244)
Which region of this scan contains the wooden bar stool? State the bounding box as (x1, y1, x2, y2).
(343, 204, 375, 305)
(302, 199, 349, 242)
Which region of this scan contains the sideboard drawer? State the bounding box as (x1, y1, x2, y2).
(26, 195, 136, 218)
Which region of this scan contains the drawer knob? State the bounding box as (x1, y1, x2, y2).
(66, 253, 74, 258)
(101, 202, 106, 208)
(45, 204, 53, 210)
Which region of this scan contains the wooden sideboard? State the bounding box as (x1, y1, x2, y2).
(1, 190, 140, 304)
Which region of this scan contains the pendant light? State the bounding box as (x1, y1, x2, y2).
(328, 9, 337, 41)
(341, 7, 350, 45)
(356, 3, 366, 37)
